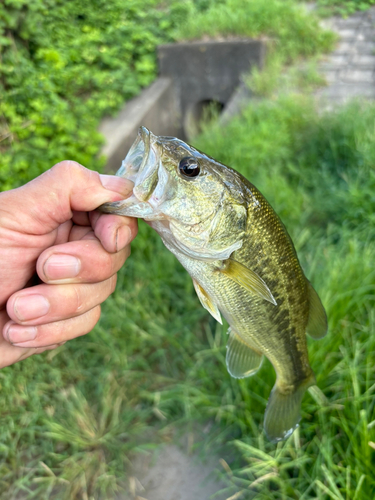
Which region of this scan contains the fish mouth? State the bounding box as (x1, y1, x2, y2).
(117, 126, 153, 186)
(100, 126, 166, 219)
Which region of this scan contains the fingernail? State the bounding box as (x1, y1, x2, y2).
(44, 254, 81, 280)
(14, 294, 50, 321)
(6, 324, 37, 344)
(99, 174, 134, 195)
(115, 225, 132, 252)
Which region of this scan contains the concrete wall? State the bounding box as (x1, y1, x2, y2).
(99, 78, 182, 173)
(158, 39, 265, 116)
(100, 39, 265, 172)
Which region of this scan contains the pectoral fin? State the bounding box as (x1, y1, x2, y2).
(193, 279, 222, 324)
(306, 281, 328, 339)
(219, 258, 277, 305)
(226, 329, 263, 378)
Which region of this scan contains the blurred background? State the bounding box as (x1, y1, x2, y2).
(1, 0, 375, 499)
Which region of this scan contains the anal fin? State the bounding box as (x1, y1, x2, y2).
(226, 329, 263, 379)
(193, 279, 222, 324)
(306, 281, 328, 339)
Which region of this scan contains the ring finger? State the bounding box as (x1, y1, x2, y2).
(5, 275, 116, 333)
(3, 306, 102, 348)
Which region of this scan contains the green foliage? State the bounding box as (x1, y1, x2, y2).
(174, 0, 336, 98)
(0, 0, 335, 192)
(175, 0, 335, 60)
(0, 0, 185, 190)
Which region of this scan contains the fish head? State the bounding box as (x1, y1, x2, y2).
(101, 126, 247, 261)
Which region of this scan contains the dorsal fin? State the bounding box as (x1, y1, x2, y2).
(226, 329, 263, 378)
(218, 258, 277, 305)
(306, 281, 328, 339)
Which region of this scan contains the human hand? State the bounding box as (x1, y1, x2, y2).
(0, 161, 137, 369)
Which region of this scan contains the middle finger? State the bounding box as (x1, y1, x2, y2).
(37, 238, 129, 284)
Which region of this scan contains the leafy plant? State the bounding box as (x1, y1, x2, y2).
(0, 0, 184, 190)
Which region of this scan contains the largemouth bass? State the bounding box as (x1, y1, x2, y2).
(100, 126, 328, 442)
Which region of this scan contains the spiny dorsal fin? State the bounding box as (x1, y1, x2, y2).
(218, 258, 277, 306)
(306, 281, 328, 339)
(226, 328, 263, 378)
(193, 279, 222, 324)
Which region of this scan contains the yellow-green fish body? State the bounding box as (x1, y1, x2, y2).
(101, 126, 327, 441)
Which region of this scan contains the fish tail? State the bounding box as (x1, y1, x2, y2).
(264, 374, 315, 442)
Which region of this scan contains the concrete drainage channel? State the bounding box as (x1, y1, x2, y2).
(99, 39, 265, 172)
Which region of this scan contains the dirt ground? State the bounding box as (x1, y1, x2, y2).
(122, 444, 231, 500)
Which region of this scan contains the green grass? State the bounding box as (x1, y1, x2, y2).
(2, 97, 375, 499)
(174, 0, 336, 98)
(174, 0, 334, 60)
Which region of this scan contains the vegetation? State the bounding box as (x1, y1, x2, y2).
(175, 0, 334, 60)
(175, 0, 336, 97)
(0, 0, 199, 191)
(0, 0, 335, 191)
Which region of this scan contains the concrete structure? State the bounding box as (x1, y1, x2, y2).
(100, 39, 265, 172)
(99, 78, 181, 173)
(158, 39, 265, 136)
(316, 7, 375, 106)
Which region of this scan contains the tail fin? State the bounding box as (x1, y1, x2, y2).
(264, 375, 315, 442)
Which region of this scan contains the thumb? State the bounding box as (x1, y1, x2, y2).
(1, 161, 133, 234)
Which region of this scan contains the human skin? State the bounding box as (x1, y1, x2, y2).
(0, 160, 137, 369)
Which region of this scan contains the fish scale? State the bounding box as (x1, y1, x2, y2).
(100, 126, 328, 442)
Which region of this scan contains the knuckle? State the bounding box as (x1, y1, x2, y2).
(89, 305, 101, 326)
(101, 251, 116, 277)
(95, 305, 101, 321)
(109, 274, 117, 294)
(52, 160, 83, 175)
(129, 218, 139, 239)
(71, 284, 84, 313)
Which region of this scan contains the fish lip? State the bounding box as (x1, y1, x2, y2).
(139, 125, 150, 144)
(137, 127, 151, 178)
(117, 126, 152, 183)
(115, 126, 165, 206)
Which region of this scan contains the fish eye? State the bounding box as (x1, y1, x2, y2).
(178, 157, 200, 178)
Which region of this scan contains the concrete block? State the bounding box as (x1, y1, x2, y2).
(328, 54, 350, 66)
(340, 69, 375, 83)
(317, 83, 375, 100)
(335, 19, 362, 29)
(158, 40, 265, 117)
(355, 42, 375, 54)
(337, 29, 358, 40)
(99, 78, 182, 173)
(349, 54, 375, 68)
(322, 70, 339, 83)
(333, 42, 356, 54)
(219, 81, 253, 124)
